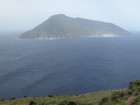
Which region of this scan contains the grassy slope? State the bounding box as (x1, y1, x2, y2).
(1, 80, 140, 105)
(0, 90, 115, 105)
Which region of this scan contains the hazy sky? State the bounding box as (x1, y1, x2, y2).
(0, 0, 140, 32)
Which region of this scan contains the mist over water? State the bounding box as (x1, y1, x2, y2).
(0, 32, 140, 99)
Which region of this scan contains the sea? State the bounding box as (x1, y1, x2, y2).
(0, 32, 140, 99)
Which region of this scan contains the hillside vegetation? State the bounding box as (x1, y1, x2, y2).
(0, 80, 140, 105)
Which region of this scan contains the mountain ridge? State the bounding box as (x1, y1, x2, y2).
(20, 14, 130, 39)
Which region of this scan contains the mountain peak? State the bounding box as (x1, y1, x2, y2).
(52, 14, 66, 17)
(49, 14, 68, 19)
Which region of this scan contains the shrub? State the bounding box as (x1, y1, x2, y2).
(58, 100, 77, 105)
(0, 99, 4, 101)
(24, 96, 28, 98)
(67, 101, 77, 105)
(101, 97, 108, 102)
(99, 97, 108, 105)
(29, 100, 36, 105)
(125, 90, 132, 96)
(128, 80, 140, 91)
(9, 97, 16, 100)
(48, 95, 53, 97)
(131, 97, 140, 105)
(111, 91, 125, 101)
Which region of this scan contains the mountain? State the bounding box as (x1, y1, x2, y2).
(20, 14, 130, 39)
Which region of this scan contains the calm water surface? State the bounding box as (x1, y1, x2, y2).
(0, 32, 140, 98)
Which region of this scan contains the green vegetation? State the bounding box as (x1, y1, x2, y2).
(1, 80, 140, 105)
(0, 91, 113, 105)
(99, 80, 140, 105)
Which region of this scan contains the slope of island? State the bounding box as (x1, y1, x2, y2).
(20, 14, 130, 40)
(1, 80, 140, 105)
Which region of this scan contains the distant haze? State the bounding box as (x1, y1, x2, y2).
(0, 0, 140, 32)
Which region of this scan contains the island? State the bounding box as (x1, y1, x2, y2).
(20, 14, 130, 40)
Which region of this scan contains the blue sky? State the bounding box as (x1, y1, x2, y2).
(0, 0, 140, 32)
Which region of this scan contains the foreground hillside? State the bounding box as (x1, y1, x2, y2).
(0, 91, 114, 105)
(0, 80, 140, 105)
